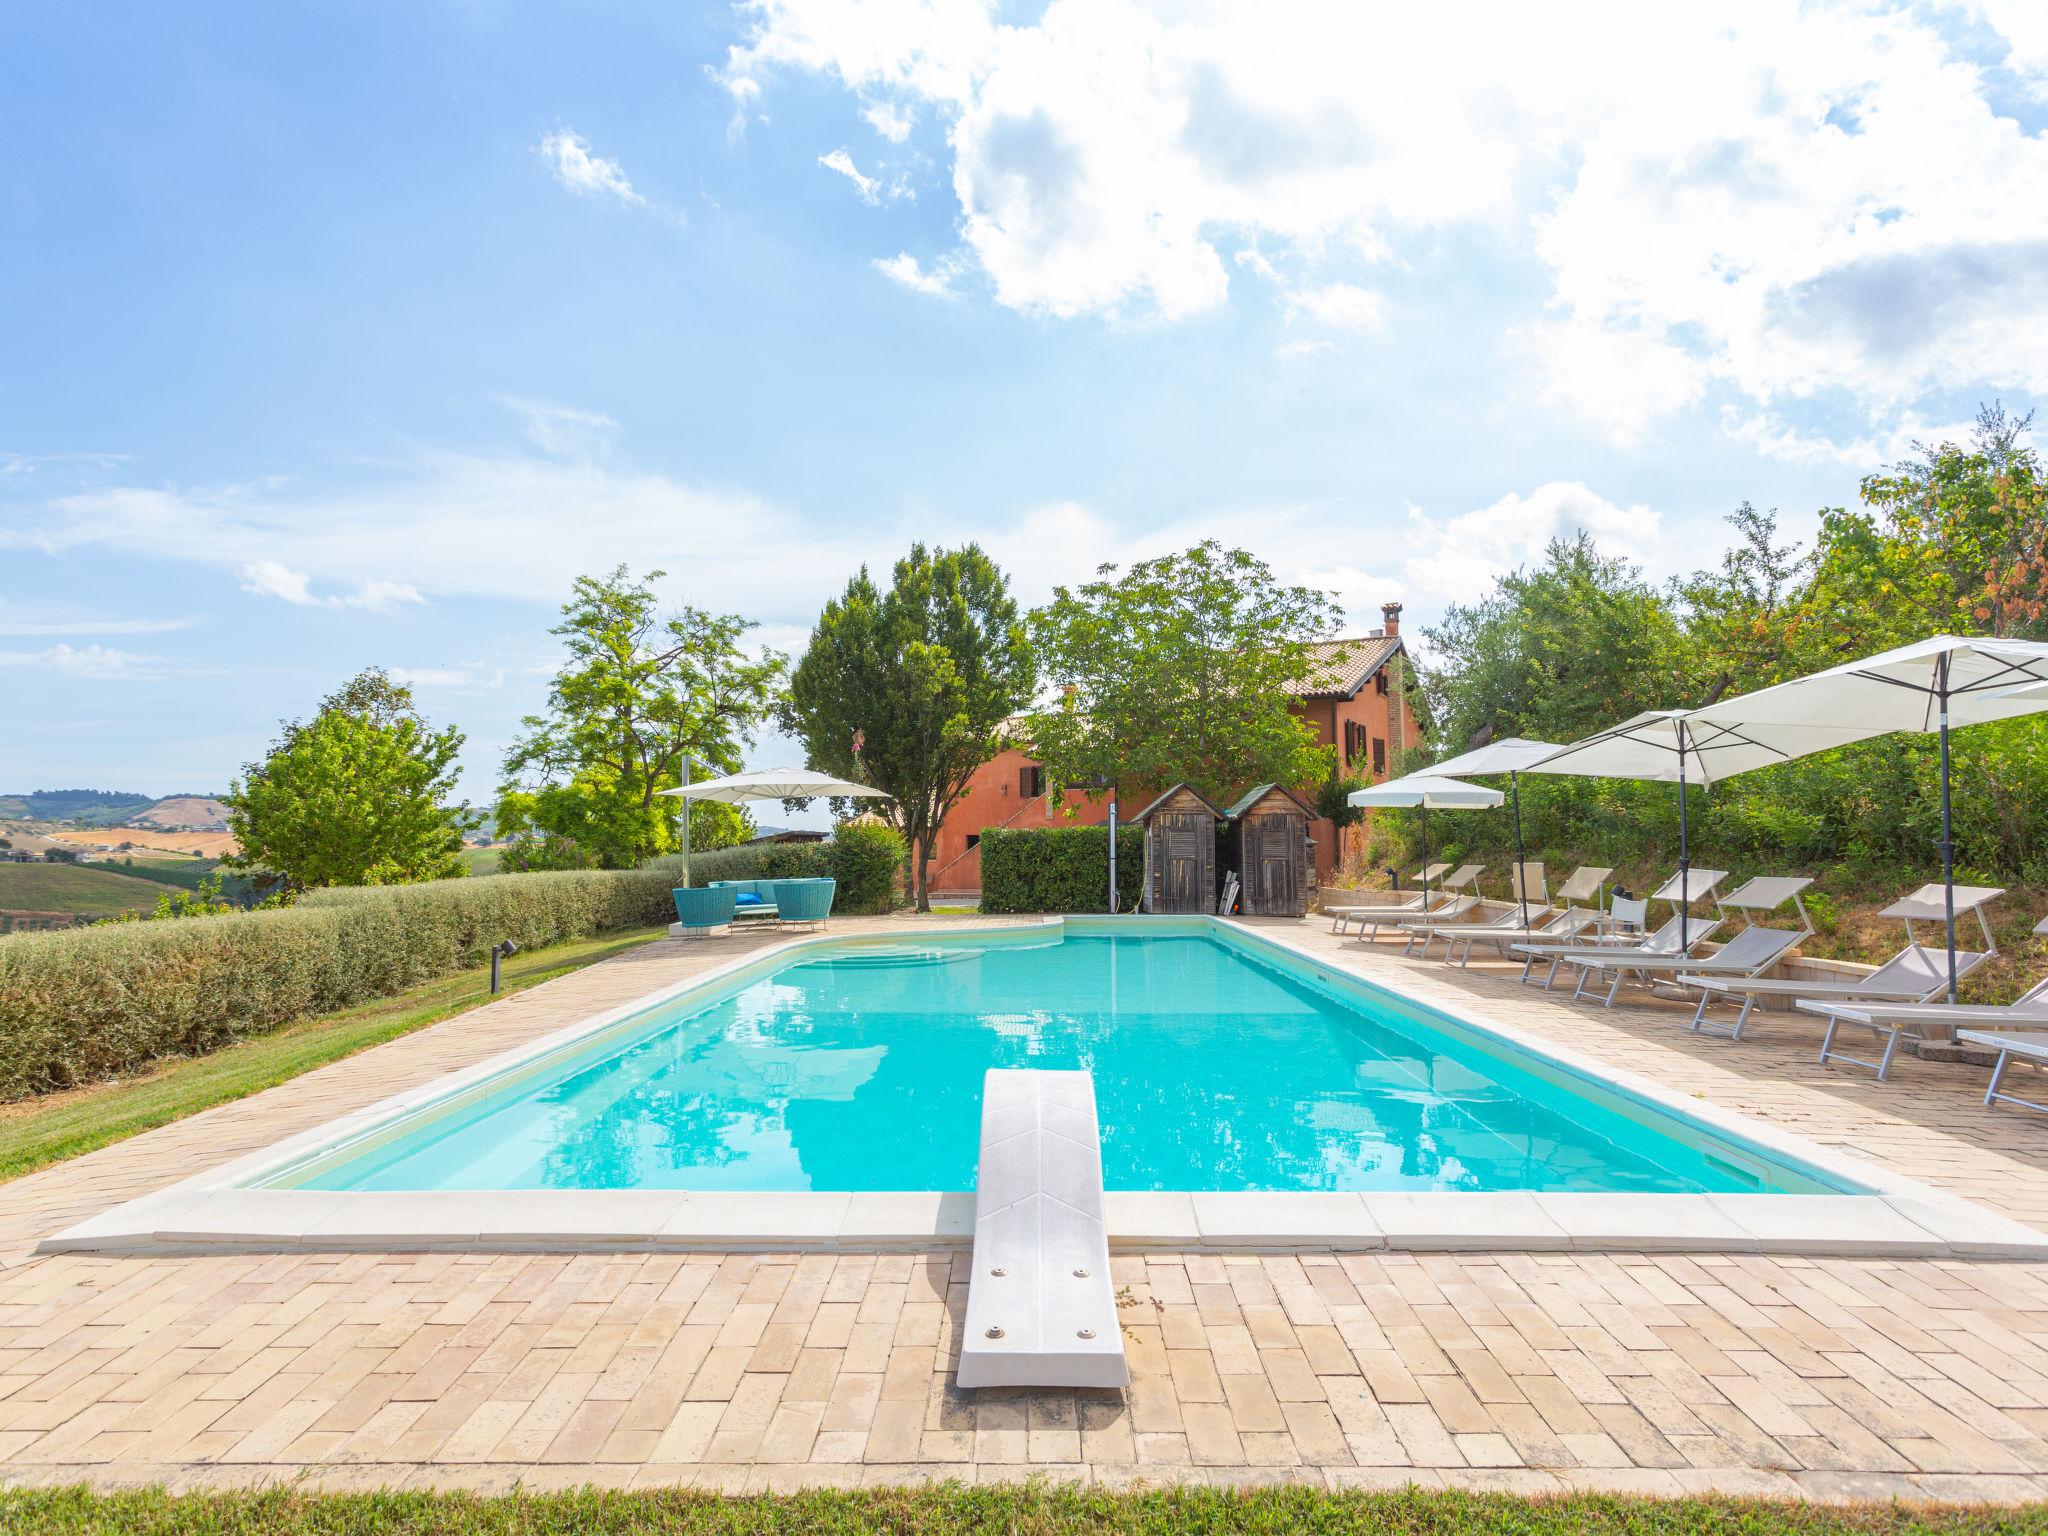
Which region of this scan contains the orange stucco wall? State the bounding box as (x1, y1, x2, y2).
(925, 745, 1112, 896)
(926, 645, 1419, 897)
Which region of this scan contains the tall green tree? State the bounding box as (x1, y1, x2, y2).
(1422, 533, 1684, 754)
(1025, 541, 1340, 804)
(498, 567, 783, 869)
(1814, 402, 2048, 646)
(223, 669, 476, 891)
(1669, 503, 1823, 701)
(781, 543, 1034, 911)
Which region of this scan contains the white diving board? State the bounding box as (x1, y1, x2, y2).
(956, 1069, 1129, 1390)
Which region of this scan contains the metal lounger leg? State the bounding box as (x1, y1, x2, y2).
(1603, 970, 1624, 1009)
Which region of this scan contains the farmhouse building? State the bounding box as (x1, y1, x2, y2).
(924, 602, 1419, 901)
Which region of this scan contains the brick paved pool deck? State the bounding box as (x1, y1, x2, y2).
(5, 914, 2048, 1501)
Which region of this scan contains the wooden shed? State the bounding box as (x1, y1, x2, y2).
(1134, 784, 1223, 914)
(1223, 784, 1315, 917)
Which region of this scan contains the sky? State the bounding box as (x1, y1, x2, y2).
(5, 0, 2048, 818)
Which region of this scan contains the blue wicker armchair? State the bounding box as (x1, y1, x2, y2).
(770, 878, 835, 930)
(670, 885, 738, 937)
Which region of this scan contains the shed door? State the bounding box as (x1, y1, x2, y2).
(1155, 813, 1208, 913)
(1249, 813, 1300, 915)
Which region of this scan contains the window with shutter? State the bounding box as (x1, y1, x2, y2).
(1019, 765, 1044, 799)
(1372, 737, 1386, 774)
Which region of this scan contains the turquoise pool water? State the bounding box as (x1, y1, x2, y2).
(279, 930, 1841, 1195)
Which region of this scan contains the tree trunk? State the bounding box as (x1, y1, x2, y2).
(915, 835, 932, 913)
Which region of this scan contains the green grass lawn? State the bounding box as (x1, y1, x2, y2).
(0, 925, 663, 1182)
(0, 861, 168, 917)
(461, 846, 504, 876)
(0, 1486, 2037, 1534)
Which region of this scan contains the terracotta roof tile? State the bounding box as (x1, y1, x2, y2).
(1294, 634, 1402, 699)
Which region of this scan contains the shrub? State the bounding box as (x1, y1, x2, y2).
(642, 825, 908, 915)
(980, 825, 1143, 913)
(0, 868, 674, 1101)
(824, 822, 906, 914)
(643, 842, 830, 889)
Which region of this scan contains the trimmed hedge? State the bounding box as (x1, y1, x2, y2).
(643, 824, 907, 915)
(980, 825, 1144, 913)
(0, 869, 674, 1101)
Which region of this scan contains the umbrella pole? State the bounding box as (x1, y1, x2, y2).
(680, 758, 692, 889)
(1510, 771, 1529, 928)
(1939, 654, 1957, 1003)
(1676, 725, 1690, 953)
(1420, 801, 1431, 899)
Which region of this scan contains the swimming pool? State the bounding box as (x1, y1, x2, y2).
(262, 925, 1848, 1197)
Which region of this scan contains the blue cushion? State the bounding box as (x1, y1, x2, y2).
(734, 892, 764, 906)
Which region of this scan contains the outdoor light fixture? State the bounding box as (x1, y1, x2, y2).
(489, 939, 518, 995)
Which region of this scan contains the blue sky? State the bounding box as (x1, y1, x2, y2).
(5, 1, 2047, 813)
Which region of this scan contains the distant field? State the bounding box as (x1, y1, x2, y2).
(50, 827, 239, 858)
(0, 862, 166, 918)
(117, 857, 261, 903)
(461, 846, 503, 876)
(131, 795, 230, 830)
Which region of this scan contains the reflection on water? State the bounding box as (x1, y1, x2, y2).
(300, 934, 1774, 1194)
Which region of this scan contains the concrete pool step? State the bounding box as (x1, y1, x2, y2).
(955, 1069, 1130, 1390)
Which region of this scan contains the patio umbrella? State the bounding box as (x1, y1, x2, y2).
(1425, 737, 1562, 926)
(1685, 635, 2048, 999)
(655, 765, 891, 886)
(1522, 709, 1881, 951)
(1347, 774, 1505, 906)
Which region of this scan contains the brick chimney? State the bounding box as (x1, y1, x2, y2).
(1380, 601, 1402, 638)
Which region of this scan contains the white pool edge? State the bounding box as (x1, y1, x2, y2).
(40, 915, 2048, 1261)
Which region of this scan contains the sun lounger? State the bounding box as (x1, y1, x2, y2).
(1680, 884, 2003, 1039)
(1324, 863, 1463, 934)
(1331, 865, 1483, 938)
(1799, 915, 2048, 1080)
(1511, 869, 1728, 988)
(1406, 865, 1612, 965)
(1416, 905, 1599, 965)
(1559, 876, 1812, 1011)
(1965, 1027, 2048, 1112)
(1402, 902, 1558, 958)
(1357, 891, 1480, 942)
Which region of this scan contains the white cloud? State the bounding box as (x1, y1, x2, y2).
(872, 252, 957, 297)
(237, 559, 425, 612)
(727, 0, 2048, 446)
(494, 395, 620, 458)
(537, 129, 647, 207)
(1285, 282, 1383, 331)
(862, 100, 914, 142)
(1402, 482, 1662, 604)
(818, 146, 883, 203)
(391, 665, 507, 692)
(0, 606, 196, 637)
(0, 643, 160, 679)
(1274, 338, 1333, 359)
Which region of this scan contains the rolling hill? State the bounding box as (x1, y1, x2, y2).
(0, 862, 168, 920)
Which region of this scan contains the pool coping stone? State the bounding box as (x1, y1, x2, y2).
(38, 915, 2048, 1261)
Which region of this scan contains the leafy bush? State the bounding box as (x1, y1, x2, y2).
(980, 825, 1143, 913)
(0, 869, 673, 1100)
(643, 825, 908, 915)
(644, 842, 830, 888)
(824, 822, 906, 914)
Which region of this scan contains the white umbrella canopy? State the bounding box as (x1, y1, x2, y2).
(1523, 710, 1881, 786)
(654, 767, 891, 888)
(1349, 774, 1503, 904)
(1426, 737, 1562, 778)
(1685, 634, 2048, 999)
(1425, 738, 1562, 923)
(1519, 711, 1830, 949)
(653, 767, 891, 803)
(1347, 774, 1506, 810)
